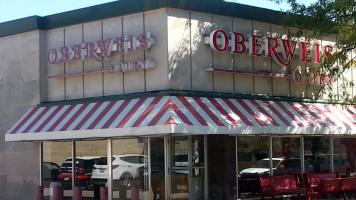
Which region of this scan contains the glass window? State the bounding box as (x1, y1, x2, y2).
(75, 140, 106, 198)
(191, 135, 205, 200)
(304, 136, 330, 174)
(333, 138, 354, 177)
(170, 137, 189, 200)
(111, 138, 149, 200)
(43, 141, 72, 199)
(272, 137, 303, 176)
(237, 136, 268, 199)
(151, 138, 165, 200)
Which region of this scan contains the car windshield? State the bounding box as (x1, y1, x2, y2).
(120, 155, 147, 164)
(254, 160, 281, 168)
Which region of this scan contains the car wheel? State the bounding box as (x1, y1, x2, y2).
(119, 172, 133, 189)
(84, 179, 94, 191)
(346, 168, 351, 177)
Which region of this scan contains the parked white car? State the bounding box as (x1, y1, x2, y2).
(91, 154, 147, 189)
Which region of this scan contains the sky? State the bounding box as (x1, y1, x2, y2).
(0, 0, 317, 24)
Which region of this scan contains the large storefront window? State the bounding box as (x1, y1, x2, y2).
(170, 136, 206, 200)
(170, 136, 189, 200)
(191, 136, 205, 200)
(111, 138, 149, 200)
(237, 136, 269, 199)
(272, 137, 303, 175)
(43, 141, 72, 199)
(238, 136, 302, 199)
(76, 140, 106, 199)
(304, 136, 330, 174)
(333, 137, 355, 177)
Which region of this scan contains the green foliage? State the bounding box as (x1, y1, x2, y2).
(275, 0, 356, 103)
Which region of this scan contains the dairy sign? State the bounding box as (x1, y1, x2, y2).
(47, 32, 155, 78)
(206, 29, 333, 86)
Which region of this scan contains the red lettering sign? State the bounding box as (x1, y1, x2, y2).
(206, 30, 334, 67)
(47, 32, 154, 64)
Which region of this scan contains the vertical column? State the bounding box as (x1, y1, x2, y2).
(235, 136, 239, 200)
(36, 186, 44, 200)
(269, 136, 273, 176)
(100, 187, 108, 200)
(39, 142, 43, 186)
(188, 136, 192, 200)
(204, 135, 209, 200)
(74, 187, 82, 200)
(72, 141, 76, 200)
(164, 136, 169, 200)
(301, 136, 305, 174)
(107, 139, 113, 200)
(37, 142, 44, 200)
(330, 137, 334, 173)
(148, 138, 152, 199)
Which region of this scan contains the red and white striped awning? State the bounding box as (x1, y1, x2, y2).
(5, 96, 356, 141)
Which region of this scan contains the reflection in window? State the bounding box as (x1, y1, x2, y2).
(43, 142, 72, 199)
(75, 140, 106, 198)
(304, 137, 330, 174)
(170, 137, 189, 200)
(333, 138, 354, 177)
(237, 136, 268, 199)
(111, 138, 149, 200)
(151, 138, 165, 200)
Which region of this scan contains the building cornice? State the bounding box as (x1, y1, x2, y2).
(0, 0, 284, 37)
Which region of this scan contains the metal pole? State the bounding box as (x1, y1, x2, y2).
(204, 135, 208, 200)
(72, 141, 76, 200)
(330, 137, 334, 173)
(148, 138, 152, 199)
(164, 136, 169, 200)
(37, 142, 44, 200)
(301, 136, 305, 174)
(107, 139, 113, 200)
(235, 136, 239, 200)
(188, 136, 192, 200)
(39, 142, 43, 186)
(269, 136, 273, 176)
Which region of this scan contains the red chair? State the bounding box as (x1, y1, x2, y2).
(307, 178, 341, 200)
(340, 177, 356, 200)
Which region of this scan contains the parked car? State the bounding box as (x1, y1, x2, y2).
(58, 156, 104, 190)
(238, 157, 314, 193)
(91, 154, 148, 189)
(304, 154, 351, 177)
(42, 162, 60, 187)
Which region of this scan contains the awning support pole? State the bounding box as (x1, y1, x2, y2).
(147, 138, 152, 198)
(330, 137, 334, 173)
(235, 136, 239, 200)
(39, 142, 43, 186)
(269, 136, 273, 176)
(107, 139, 113, 200)
(301, 136, 305, 174)
(164, 136, 169, 200)
(72, 140, 76, 200)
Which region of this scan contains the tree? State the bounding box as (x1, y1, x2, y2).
(273, 0, 356, 103)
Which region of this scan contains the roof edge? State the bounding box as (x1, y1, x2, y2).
(0, 0, 286, 37)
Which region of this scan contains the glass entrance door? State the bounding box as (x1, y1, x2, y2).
(170, 136, 189, 200)
(169, 136, 206, 200)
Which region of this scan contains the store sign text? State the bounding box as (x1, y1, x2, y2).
(47, 32, 155, 76)
(206, 29, 334, 86)
(208, 29, 333, 67)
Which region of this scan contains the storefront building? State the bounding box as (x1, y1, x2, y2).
(2, 0, 356, 199)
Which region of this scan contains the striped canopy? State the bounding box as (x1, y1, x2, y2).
(5, 96, 356, 141)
